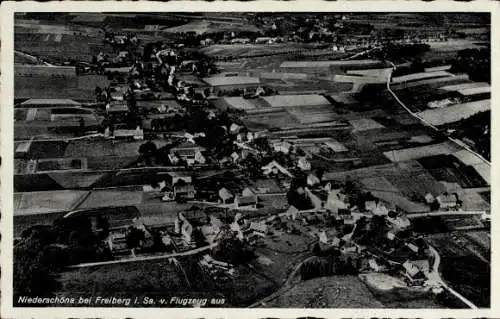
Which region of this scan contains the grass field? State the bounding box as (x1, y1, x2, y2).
(57, 259, 187, 303)
(264, 275, 383, 308)
(242, 111, 300, 130)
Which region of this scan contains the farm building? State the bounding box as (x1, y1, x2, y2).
(202, 76, 260, 95)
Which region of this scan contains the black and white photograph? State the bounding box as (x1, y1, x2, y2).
(1, 3, 495, 317)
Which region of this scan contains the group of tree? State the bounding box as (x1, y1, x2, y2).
(370, 43, 431, 63)
(212, 231, 255, 265)
(300, 253, 359, 281)
(450, 48, 490, 83)
(14, 215, 113, 301)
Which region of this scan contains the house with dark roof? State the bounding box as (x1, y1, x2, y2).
(235, 195, 258, 209)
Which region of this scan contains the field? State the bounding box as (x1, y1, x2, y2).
(418, 154, 489, 188)
(242, 111, 300, 130)
(427, 233, 490, 307)
(15, 74, 109, 101)
(383, 142, 458, 162)
(264, 275, 384, 308)
(286, 105, 338, 124)
(57, 259, 188, 304)
(14, 190, 87, 215)
(417, 99, 490, 126)
(76, 190, 144, 209)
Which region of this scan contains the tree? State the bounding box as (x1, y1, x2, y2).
(213, 234, 254, 264)
(126, 227, 145, 251)
(138, 140, 158, 166)
(13, 229, 64, 300)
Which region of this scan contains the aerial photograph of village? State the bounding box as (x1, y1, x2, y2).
(12, 12, 490, 309)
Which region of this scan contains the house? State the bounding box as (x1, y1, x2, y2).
(368, 258, 387, 272)
(168, 153, 180, 165)
(365, 200, 389, 216)
(235, 195, 258, 209)
(318, 230, 328, 244)
(424, 193, 435, 204)
(230, 151, 240, 163)
(219, 188, 234, 204)
(342, 215, 356, 225)
(272, 140, 292, 154)
(106, 229, 129, 252)
(177, 213, 194, 245)
(174, 183, 196, 199)
(167, 172, 192, 185)
(230, 123, 243, 135)
(249, 222, 268, 237)
(200, 224, 221, 244)
(285, 205, 300, 220)
(236, 133, 246, 142)
(246, 132, 255, 142)
(173, 147, 206, 166)
(436, 192, 458, 209)
(402, 260, 420, 278)
(305, 188, 323, 209)
(142, 180, 167, 193)
(261, 160, 294, 178)
(406, 242, 419, 253)
(297, 157, 311, 171)
(242, 187, 256, 198)
(307, 174, 320, 187)
(386, 231, 396, 241)
(325, 189, 348, 214)
(387, 213, 411, 231)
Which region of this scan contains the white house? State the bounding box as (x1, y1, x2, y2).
(424, 193, 435, 204)
(249, 222, 268, 237)
(297, 157, 311, 171)
(272, 141, 292, 154)
(261, 160, 294, 178)
(436, 193, 458, 209)
(286, 205, 300, 220)
(219, 187, 234, 204)
(307, 174, 320, 187)
(230, 151, 240, 163)
(325, 189, 348, 214)
(229, 123, 242, 135)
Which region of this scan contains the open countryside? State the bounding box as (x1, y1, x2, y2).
(13, 12, 490, 309)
